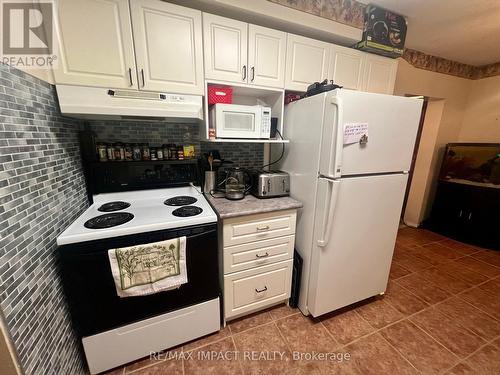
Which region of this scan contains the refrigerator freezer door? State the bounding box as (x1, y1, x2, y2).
(307, 173, 407, 317)
(319, 90, 423, 177)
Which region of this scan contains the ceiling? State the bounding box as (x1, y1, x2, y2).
(367, 0, 500, 66)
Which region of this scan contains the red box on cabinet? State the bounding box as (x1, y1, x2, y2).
(208, 86, 232, 105)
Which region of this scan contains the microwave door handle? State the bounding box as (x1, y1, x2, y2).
(326, 96, 344, 179)
(317, 179, 340, 247)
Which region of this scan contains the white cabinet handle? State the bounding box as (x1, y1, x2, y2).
(128, 68, 133, 86)
(256, 225, 269, 231)
(242, 65, 247, 81)
(468, 212, 472, 220)
(255, 252, 269, 258)
(251, 66, 255, 82)
(255, 286, 267, 293)
(140, 68, 145, 88)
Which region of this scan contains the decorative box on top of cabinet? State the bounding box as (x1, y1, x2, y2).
(53, 0, 204, 95)
(221, 209, 297, 321)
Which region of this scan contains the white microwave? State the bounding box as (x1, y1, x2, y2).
(209, 104, 271, 139)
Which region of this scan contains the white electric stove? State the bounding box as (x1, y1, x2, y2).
(57, 185, 217, 245)
(57, 183, 221, 374)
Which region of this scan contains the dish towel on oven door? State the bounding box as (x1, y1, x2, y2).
(108, 237, 187, 298)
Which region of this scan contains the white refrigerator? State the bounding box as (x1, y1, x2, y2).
(278, 89, 423, 317)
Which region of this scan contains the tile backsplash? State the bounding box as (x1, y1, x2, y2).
(0, 64, 88, 374)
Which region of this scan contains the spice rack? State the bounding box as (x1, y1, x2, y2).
(95, 142, 196, 162)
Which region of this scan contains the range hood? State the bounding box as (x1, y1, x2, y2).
(56, 85, 203, 122)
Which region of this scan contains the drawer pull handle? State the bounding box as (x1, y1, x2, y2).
(256, 225, 270, 231)
(255, 286, 267, 293)
(255, 252, 269, 258)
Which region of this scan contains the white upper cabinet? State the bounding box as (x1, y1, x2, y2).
(203, 13, 248, 83)
(329, 45, 364, 91)
(53, 1, 397, 96)
(362, 54, 398, 94)
(130, 0, 204, 94)
(53, 0, 136, 88)
(248, 25, 286, 88)
(285, 34, 330, 92)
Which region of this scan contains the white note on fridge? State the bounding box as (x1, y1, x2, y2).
(344, 123, 369, 145)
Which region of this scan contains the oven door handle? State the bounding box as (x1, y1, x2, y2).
(182, 228, 217, 240)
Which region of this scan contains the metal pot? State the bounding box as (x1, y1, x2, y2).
(222, 167, 251, 200)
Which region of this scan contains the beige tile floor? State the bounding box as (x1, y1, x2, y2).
(106, 228, 500, 374)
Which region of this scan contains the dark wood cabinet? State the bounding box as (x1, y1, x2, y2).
(428, 180, 499, 250)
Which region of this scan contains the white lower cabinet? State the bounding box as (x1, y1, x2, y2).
(223, 235, 294, 274)
(224, 260, 293, 319)
(221, 210, 297, 321)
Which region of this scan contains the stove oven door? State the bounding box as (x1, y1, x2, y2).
(58, 223, 219, 337)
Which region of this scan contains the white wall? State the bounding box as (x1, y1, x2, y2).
(394, 59, 472, 226)
(459, 75, 500, 142)
(403, 99, 445, 227)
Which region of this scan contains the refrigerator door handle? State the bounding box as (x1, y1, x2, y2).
(317, 179, 340, 247)
(325, 96, 344, 179)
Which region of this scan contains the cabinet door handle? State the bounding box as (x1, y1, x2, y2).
(256, 225, 270, 231)
(242, 65, 247, 81)
(128, 68, 133, 86)
(255, 286, 267, 293)
(251, 66, 255, 82)
(468, 212, 472, 220)
(255, 252, 269, 258)
(458, 210, 463, 218)
(140, 68, 145, 88)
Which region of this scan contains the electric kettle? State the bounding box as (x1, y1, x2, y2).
(223, 167, 251, 200)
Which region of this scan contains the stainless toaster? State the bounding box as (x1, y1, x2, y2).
(250, 170, 290, 198)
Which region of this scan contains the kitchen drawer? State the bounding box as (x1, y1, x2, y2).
(223, 210, 296, 247)
(224, 235, 294, 274)
(224, 260, 292, 319)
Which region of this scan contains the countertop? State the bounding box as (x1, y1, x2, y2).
(206, 194, 303, 219)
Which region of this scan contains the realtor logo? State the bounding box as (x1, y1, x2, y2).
(1, 1, 56, 68)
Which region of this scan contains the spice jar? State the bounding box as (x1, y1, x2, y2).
(124, 143, 133, 161)
(106, 143, 115, 161)
(142, 143, 150, 160)
(177, 146, 184, 160)
(162, 144, 169, 159)
(157, 146, 163, 160)
(169, 144, 177, 160)
(150, 147, 158, 160)
(133, 143, 141, 161)
(114, 143, 125, 161)
(97, 143, 107, 162)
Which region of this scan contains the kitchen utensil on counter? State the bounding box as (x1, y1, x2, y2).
(224, 167, 252, 200)
(250, 170, 290, 198)
(208, 153, 214, 171)
(204, 171, 217, 193)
